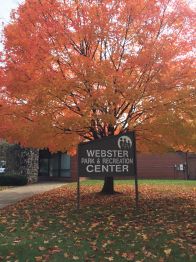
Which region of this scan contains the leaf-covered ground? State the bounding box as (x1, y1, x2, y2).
(0, 181, 195, 262)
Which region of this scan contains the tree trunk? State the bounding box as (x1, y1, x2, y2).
(101, 176, 114, 194)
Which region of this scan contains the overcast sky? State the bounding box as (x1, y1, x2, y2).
(0, 0, 195, 48)
(0, 0, 23, 24)
(0, 0, 23, 51)
(1, 0, 195, 24)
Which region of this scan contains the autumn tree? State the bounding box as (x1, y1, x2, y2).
(0, 0, 195, 193)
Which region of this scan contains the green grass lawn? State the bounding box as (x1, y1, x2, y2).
(81, 179, 196, 186)
(0, 180, 195, 262)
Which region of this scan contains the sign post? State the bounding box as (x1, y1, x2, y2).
(77, 152, 80, 210)
(77, 131, 138, 209)
(133, 132, 139, 208)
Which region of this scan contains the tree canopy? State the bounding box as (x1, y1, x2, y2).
(0, 0, 195, 153)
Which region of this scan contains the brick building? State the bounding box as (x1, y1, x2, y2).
(137, 152, 196, 180)
(0, 143, 196, 182)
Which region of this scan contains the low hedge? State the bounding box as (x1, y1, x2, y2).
(0, 175, 28, 186)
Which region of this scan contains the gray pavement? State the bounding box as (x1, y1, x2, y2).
(0, 182, 66, 209)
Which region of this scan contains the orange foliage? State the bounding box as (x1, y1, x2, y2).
(0, 0, 195, 152)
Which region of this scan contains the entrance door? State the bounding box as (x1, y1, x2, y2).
(49, 153, 60, 177)
(38, 150, 71, 179)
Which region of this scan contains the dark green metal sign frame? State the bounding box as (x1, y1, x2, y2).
(77, 131, 139, 209)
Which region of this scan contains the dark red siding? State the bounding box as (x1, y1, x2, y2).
(71, 152, 196, 180)
(137, 153, 185, 179)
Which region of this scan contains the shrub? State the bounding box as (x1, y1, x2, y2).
(0, 175, 28, 186)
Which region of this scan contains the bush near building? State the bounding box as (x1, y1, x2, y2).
(0, 175, 28, 186)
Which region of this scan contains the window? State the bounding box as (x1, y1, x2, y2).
(39, 150, 71, 178)
(50, 153, 60, 177)
(39, 158, 49, 176)
(61, 154, 71, 177)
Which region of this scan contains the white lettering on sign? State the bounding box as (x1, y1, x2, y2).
(102, 158, 133, 164)
(78, 132, 135, 177)
(86, 150, 128, 158)
(81, 158, 95, 164)
(85, 164, 129, 173)
(86, 165, 94, 172)
(123, 165, 129, 172)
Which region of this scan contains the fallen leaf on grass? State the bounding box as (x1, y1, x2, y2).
(164, 248, 172, 256)
(142, 234, 148, 240)
(90, 222, 100, 229)
(35, 256, 42, 262)
(105, 256, 114, 261)
(122, 252, 135, 260)
(48, 246, 62, 254)
(13, 239, 21, 244)
(102, 243, 108, 248)
(9, 227, 16, 232)
(38, 246, 46, 251)
(64, 252, 69, 258)
(73, 255, 79, 260)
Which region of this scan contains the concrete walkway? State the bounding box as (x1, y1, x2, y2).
(0, 182, 66, 209)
